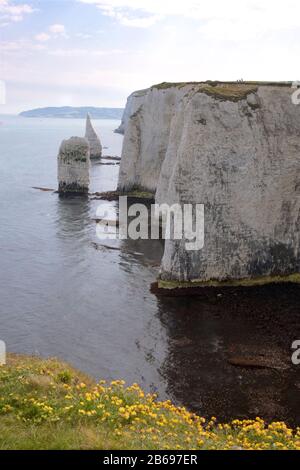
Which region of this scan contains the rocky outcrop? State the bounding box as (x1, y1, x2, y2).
(85, 114, 102, 158)
(118, 82, 300, 287)
(57, 137, 90, 194)
(114, 89, 148, 135)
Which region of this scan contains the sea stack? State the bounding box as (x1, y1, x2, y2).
(57, 136, 90, 195)
(85, 113, 102, 159)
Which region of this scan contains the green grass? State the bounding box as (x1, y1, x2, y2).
(157, 273, 300, 290)
(150, 81, 292, 102)
(92, 189, 154, 201)
(0, 354, 299, 450)
(151, 81, 293, 90)
(198, 84, 258, 102)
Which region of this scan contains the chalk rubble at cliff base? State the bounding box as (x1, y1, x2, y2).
(57, 136, 90, 194)
(118, 82, 300, 287)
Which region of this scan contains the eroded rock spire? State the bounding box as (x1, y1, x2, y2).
(85, 113, 102, 159)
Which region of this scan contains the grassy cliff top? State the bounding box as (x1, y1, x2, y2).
(150, 81, 292, 101)
(152, 81, 293, 90)
(0, 354, 299, 450)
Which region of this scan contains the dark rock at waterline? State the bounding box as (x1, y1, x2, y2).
(150, 282, 214, 297)
(32, 187, 55, 192)
(89, 190, 154, 202)
(90, 191, 120, 201)
(102, 155, 121, 161)
(93, 219, 119, 227)
(96, 162, 118, 166)
(227, 344, 290, 371)
(92, 242, 121, 252)
(58, 182, 89, 196)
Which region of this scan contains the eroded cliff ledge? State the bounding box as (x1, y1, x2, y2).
(118, 82, 300, 288)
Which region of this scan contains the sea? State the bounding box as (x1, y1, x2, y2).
(1, 114, 300, 425)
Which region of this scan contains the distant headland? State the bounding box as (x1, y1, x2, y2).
(19, 106, 124, 120)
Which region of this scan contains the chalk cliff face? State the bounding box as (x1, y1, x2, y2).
(58, 136, 90, 194)
(118, 82, 300, 286)
(85, 114, 102, 159)
(115, 89, 148, 135)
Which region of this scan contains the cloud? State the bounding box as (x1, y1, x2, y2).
(49, 23, 66, 35)
(78, 0, 162, 27)
(110, 12, 160, 28)
(0, 0, 35, 25)
(35, 24, 67, 43)
(76, 32, 93, 39)
(0, 39, 46, 51)
(48, 47, 124, 57)
(77, 0, 300, 36)
(0, 38, 124, 58)
(35, 33, 50, 42)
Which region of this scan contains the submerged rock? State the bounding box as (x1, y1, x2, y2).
(227, 344, 290, 370)
(118, 81, 300, 288)
(32, 187, 55, 192)
(85, 113, 102, 159)
(228, 356, 288, 371)
(57, 136, 90, 194)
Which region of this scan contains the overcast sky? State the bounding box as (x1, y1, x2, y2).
(0, 0, 300, 113)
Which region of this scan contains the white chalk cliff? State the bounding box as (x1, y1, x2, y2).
(85, 114, 102, 159)
(118, 82, 300, 287)
(115, 89, 148, 134)
(58, 136, 90, 194)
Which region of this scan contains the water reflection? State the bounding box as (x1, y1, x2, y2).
(119, 238, 164, 271)
(49, 193, 168, 391)
(56, 196, 91, 242)
(93, 197, 165, 268)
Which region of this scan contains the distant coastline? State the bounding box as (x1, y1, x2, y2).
(19, 106, 124, 120)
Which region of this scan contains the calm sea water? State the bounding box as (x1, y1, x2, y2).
(1, 115, 300, 425)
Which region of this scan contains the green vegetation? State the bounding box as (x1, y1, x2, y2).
(151, 82, 200, 90)
(158, 273, 300, 290)
(151, 81, 293, 91)
(93, 188, 155, 201)
(151, 81, 293, 102)
(198, 84, 258, 102)
(0, 354, 300, 450)
(124, 189, 155, 200)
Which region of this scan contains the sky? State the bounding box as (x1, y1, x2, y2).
(0, 0, 300, 113)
